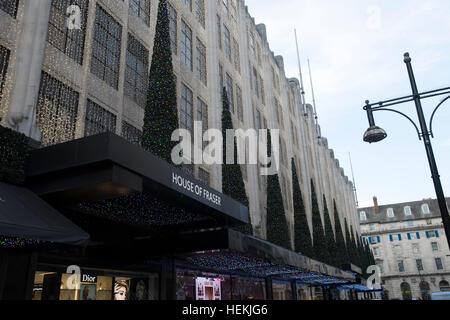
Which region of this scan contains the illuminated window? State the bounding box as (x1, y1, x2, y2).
(84, 100, 116, 137)
(36, 72, 79, 147)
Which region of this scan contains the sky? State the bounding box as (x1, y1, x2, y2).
(245, 0, 450, 208)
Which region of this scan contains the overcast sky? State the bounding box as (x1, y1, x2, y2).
(245, 0, 450, 208)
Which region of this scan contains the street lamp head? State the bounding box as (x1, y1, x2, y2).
(404, 52, 411, 63)
(363, 125, 387, 143)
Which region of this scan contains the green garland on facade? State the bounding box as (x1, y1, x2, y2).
(266, 129, 290, 249)
(221, 88, 252, 235)
(142, 0, 178, 163)
(310, 180, 329, 264)
(292, 158, 313, 257)
(344, 218, 356, 266)
(0, 125, 29, 185)
(333, 200, 350, 268)
(323, 195, 338, 267)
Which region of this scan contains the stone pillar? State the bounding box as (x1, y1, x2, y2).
(6, 0, 52, 140)
(0, 251, 38, 300)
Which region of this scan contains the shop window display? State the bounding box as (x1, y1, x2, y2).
(272, 281, 293, 300)
(296, 284, 312, 300)
(231, 277, 266, 300)
(32, 266, 158, 301)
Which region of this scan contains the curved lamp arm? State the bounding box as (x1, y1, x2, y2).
(373, 107, 422, 140)
(429, 95, 450, 138)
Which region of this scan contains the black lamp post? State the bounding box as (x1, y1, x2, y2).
(363, 52, 450, 250)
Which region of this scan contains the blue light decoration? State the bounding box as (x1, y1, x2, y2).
(78, 192, 210, 227)
(0, 236, 48, 248)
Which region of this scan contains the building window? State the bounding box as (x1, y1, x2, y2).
(359, 211, 367, 221)
(435, 258, 444, 270)
(0, 0, 19, 18)
(404, 206, 412, 216)
(248, 29, 255, 58)
(121, 121, 142, 145)
(168, 3, 177, 55)
(416, 259, 424, 271)
(232, 38, 240, 73)
(36, 72, 79, 147)
(47, 0, 89, 65)
(236, 85, 243, 122)
(252, 68, 259, 97)
(373, 247, 379, 256)
(422, 203, 430, 214)
(431, 242, 439, 251)
(390, 222, 396, 229)
(390, 234, 402, 242)
(0, 45, 10, 105)
(183, 0, 192, 11)
(195, 0, 205, 28)
(393, 245, 402, 255)
(217, 15, 222, 50)
(91, 5, 122, 89)
(369, 224, 375, 231)
(180, 83, 193, 135)
(195, 38, 207, 85)
(124, 34, 149, 108)
(387, 208, 395, 218)
(408, 232, 420, 240)
(255, 109, 261, 131)
(407, 220, 414, 227)
(259, 74, 265, 105)
(198, 168, 210, 185)
(426, 230, 439, 238)
(225, 74, 234, 113)
(196, 98, 208, 148)
(223, 25, 231, 61)
(129, 0, 151, 26)
(84, 100, 116, 137)
(412, 243, 420, 254)
(426, 218, 433, 225)
(398, 260, 405, 272)
(181, 20, 193, 71)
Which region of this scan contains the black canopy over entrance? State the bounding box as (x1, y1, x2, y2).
(0, 182, 89, 246)
(26, 133, 249, 233)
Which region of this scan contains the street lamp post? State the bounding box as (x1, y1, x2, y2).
(363, 52, 450, 250)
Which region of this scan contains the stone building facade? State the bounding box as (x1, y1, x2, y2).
(360, 197, 450, 300)
(0, 0, 358, 250)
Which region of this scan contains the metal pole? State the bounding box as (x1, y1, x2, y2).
(404, 53, 450, 250)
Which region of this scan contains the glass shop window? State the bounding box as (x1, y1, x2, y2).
(272, 282, 293, 300)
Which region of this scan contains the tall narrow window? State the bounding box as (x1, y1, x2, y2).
(91, 5, 122, 89)
(249, 29, 255, 58)
(181, 20, 193, 71)
(0, 0, 19, 18)
(125, 34, 149, 108)
(225, 74, 233, 113)
(223, 25, 231, 61)
(398, 260, 405, 272)
(416, 259, 424, 271)
(37, 72, 79, 146)
(183, 0, 192, 11)
(196, 38, 207, 85)
(0, 45, 10, 106)
(129, 0, 151, 26)
(48, 0, 89, 65)
(195, 0, 205, 28)
(259, 74, 265, 104)
(121, 121, 142, 145)
(252, 68, 258, 97)
(84, 100, 116, 137)
(198, 168, 210, 185)
(236, 85, 243, 122)
(168, 3, 177, 55)
(435, 258, 443, 270)
(387, 208, 395, 218)
(219, 63, 223, 96)
(197, 98, 208, 148)
(217, 15, 222, 51)
(180, 83, 193, 135)
(404, 206, 412, 216)
(360, 211, 367, 221)
(232, 38, 240, 73)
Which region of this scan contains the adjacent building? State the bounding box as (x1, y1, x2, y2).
(360, 197, 450, 300)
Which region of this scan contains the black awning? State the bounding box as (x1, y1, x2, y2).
(26, 133, 249, 229)
(0, 182, 90, 246)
